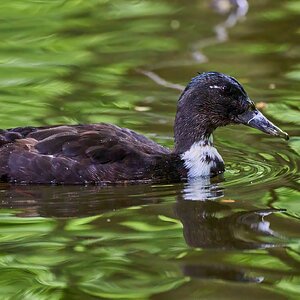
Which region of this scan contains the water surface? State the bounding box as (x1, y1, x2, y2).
(0, 0, 299, 299)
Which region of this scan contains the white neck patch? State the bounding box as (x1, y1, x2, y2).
(181, 141, 223, 178)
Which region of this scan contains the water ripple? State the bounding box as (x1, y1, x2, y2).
(223, 146, 299, 188)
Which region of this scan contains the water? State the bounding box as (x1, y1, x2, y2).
(0, 0, 299, 299)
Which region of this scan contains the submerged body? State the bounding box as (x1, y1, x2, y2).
(0, 72, 288, 184)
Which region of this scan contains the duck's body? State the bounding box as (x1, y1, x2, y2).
(0, 124, 185, 184)
(0, 72, 288, 184)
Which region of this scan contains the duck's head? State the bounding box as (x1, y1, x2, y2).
(174, 72, 289, 153)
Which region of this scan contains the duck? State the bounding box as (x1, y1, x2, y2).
(0, 72, 289, 184)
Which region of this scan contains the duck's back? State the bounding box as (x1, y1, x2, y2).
(0, 123, 173, 184)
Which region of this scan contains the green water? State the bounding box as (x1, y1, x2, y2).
(0, 0, 299, 299)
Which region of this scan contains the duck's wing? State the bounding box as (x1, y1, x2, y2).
(0, 124, 170, 184)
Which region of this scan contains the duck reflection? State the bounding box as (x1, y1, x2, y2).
(176, 199, 284, 250)
(182, 264, 264, 283)
(0, 178, 285, 252)
(181, 177, 224, 201)
(178, 177, 284, 250)
(176, 177, 285, 283)
(0, 183, 163, 218)
(0, 179, 288, 285)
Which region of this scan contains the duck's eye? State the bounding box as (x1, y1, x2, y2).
(222, 85, 234, 95)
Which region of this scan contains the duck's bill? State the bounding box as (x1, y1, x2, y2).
(236, 109, 289, 140)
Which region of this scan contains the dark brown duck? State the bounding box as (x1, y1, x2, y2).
(0, 72, 288, 184)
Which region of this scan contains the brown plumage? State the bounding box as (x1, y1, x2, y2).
(0, 124, 183, 184)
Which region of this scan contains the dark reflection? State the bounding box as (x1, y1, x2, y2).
(175, 199, 284, 249)
(0, 183, 165, 218)
(176, 177, 286, 283)
(0, 178, 292, 286)
(0, 178, 286, 253)
(177, 177, 285, 250)
(182, 264, 263, 283)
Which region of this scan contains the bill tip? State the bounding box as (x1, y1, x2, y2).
(284, 133, 289, 141)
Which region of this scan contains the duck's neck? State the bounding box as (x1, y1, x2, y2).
(174, 112, 224, 178)
(174, 104, 214, 154)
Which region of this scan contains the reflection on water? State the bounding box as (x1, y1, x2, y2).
(0, 183, 163, 218)
(0, 179, 296, 298)
(0, 0, 299, 299)
(182, 177, 224, 200)
(176, 197, 285, 250)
